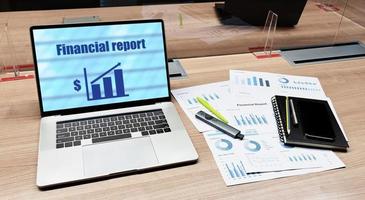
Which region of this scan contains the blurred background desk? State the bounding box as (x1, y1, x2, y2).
(0, 0, 364, 67)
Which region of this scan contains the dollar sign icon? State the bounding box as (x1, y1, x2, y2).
(73, 79, 81, 92)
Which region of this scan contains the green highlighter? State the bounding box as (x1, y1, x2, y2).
(196, 97, 229, 124)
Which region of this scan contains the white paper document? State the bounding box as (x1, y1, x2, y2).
(203, 131, 345, 186)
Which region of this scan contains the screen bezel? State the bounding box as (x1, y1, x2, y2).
(30, 19, 171, 117)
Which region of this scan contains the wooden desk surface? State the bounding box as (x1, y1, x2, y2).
(1, 53, 365, 199)
(0, 0, 364, 67)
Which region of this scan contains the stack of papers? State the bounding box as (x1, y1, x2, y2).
(172, 70, 345, 186)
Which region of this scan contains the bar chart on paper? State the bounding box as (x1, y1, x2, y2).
(83, 62, 129, 101)
(222, 159, 261, 180)
(233, 74, 271, 87)
(186, 93, 220, 105)
(233, 113, 268, 126)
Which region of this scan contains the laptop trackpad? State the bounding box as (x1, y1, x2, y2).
(82, 137, 158, 177)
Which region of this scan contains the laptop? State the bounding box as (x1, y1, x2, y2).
(30, 19, 198, 188)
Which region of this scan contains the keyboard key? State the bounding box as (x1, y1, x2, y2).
(110, 126, 117, 130)
(126, 124, 133, 128)
(146, 126, 153, 130)
(116, 130, 123, 134)
(154, 124, 169, 129)
(69, 127, 76, 131)
(100, 132, 107, 137)
(140, 122, 148, 126)
(108, 131, 115, 136)
(149, 130, 156, 135)
(133, 123, 140, 128)
(108, 122, 115, 126)
(72, 122, 79, 126)
(148, 121, 155, 125)
(140, 113, 146, 117)
(115, 121, 123, 125)
(118, 116, 124, 120)
(79, 130, 86, 135)
(153, 110, 163, 115)
(95, 128, 102, 132)
(138, 127, 145, 131)
(118, 125, 125, 130)
(144, 117, 152, 121)
(74, 141, 81, 146)
(92, 124, 99, 128)
(84, 134, 91, 139)
(100, 123, 107, 127)
(87, 120, 95, 124)
(111, 116, 117, 121)
(65, 142, 73, 147)
(92, 133, 99, 138)
(147, 112, 153, 116)
(141, 131, 149, 136)
(130, 119, 137, 123)
(103, 127, 110, 131)
(152, 116, 159, 120)
(77, 126, 83, 130)
(156, 129, 164, 134)
(155, 119, 167, 124)
(75, 136, 83, 140)
(56, 143, 64, 148)
(123, 120, 130, 124)
(56, 132, 70, 139)
(92, 133, 132, 143)
(56, 128, 68, 134)
(57, 137, 74, 143)
(123, 129, 131, 133)
(95, 119, 102, 123)
(125, 115, 132, 119)
(56, 124, 64, 129)
(87, 129, 94, 134)
(85, 125, 92, 129)
(137, 118, 144, 122)
(159, 115, 166, 119)
(71, 131, 78, 136)
(103, 118, 110, 122)
(132, 114, 139, 118)
(164, 128, 171, 133)
(131, 128, 138, 132)
(65, 123, 71, 127)
(80, 121, 87, 125)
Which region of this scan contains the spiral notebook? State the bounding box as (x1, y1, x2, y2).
(271, 95, 349, 151)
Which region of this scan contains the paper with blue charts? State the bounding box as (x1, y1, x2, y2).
(171, 70, 345, 186)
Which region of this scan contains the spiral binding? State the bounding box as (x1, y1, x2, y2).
(271, 96, 285, 143)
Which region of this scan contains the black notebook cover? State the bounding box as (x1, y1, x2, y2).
(272, 95, 349, 151)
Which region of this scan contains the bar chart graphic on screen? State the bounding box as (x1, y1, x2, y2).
(83, 62, 129, 101)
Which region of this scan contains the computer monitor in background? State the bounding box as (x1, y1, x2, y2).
(217, 0, 308, 27)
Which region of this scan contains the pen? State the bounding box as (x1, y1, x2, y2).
(195, 111, 244, 140)
(286, 96, 291, 134)
(289, 99, 298, 125)
(196, 97, 229, 124)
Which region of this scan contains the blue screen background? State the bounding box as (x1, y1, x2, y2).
(33, 22, 169, 112)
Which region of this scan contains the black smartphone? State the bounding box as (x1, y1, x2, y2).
(297, 99, 336, 142)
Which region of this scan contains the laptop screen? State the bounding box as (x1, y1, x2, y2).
(31, 20, 169, 115)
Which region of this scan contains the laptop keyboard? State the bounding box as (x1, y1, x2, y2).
(55, 109, 171, 148)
